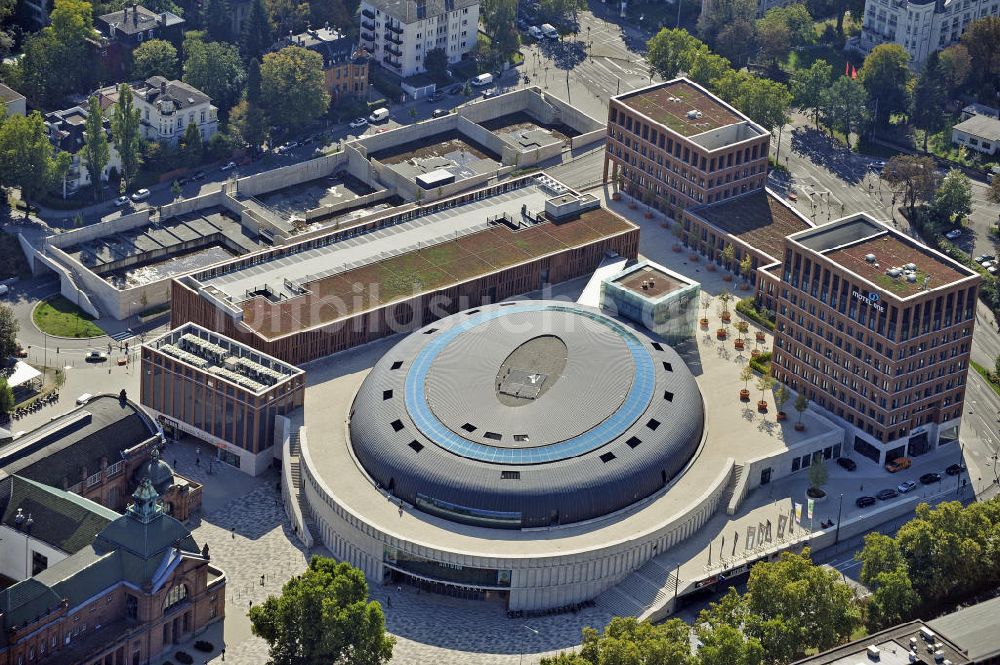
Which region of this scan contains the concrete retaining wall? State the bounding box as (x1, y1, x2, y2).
(545, 91, 604, 132)
(572, 129, 607, 150)
(32, 249, 102, 319)
(159, 189, 225, 221)
(235, 154, 343, 198)
(45, 209, 151, 249)
(301, 187, 393, 223)
(456, 116, 509, 161)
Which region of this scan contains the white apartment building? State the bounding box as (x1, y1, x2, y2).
(359, 0, 479, 78)
(859, 0, 1000, 66)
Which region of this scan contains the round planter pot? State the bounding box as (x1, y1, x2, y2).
(734, 340, 745, 350)
(689, 254, 700, 262)
(628, 202, 638, 210)
(750, 350, 760, 358)
(794, 422, 806, 431)
(755, 332, 766, 342)
(757, 400, 768, 412)
(706, 264, 716, 272)
(776, 411, 787, 421)
(700, 318, 709, 328)
(721, 314, 732, 323)
(806, 488, 828, 504)
(716, 329, 727, 340)
(740, 389, 750, 401)
(644, 211, 653, 219)
(722, 274, 733, 282)
(739, 282, 751, 291)
(673, 244, 683, 252)
(612, 193, 621, 201)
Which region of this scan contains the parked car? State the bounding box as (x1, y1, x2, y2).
(981, 261, 995, 269)
(176, 176, 189, 186)
(876, 488, 899, 500)
(897, 480, 917, 493)
(130, 188, 150, 202)
(192, 171, 206, 181)
(471, 73, 494, 88)
(349, 117, 369, 129)
(836, 457, 857, 471)
(114, 195, 129, 207)
(885, 457, 912, 473)
(429, 91, 445, 102)
(869, 160, 886, 173)
(482, 88, 497, 98)
(85, 351, 108, 363)
(975, 255, 995, 264)
(920, 472, 942, 484)
(856, 496, 877, 508)
(368, 108, 390, 123)
(945, 463, 965, 476)
(988, 266, 999, 275)
(431, 108, 451, 118)
(945, 229, 962, 240)
(528, 25, 543, 39)
(220, 161, 237, 171)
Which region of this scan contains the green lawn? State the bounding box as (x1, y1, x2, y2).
(785, 45, 864, 79)
(971, 360, 1000, 399)
(32, 296, 105, 338)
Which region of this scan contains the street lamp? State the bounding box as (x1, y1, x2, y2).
(519, 625, 540, 665)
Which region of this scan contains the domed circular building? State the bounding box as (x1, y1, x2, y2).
(350, 301, 704, 529)
(300, 301, 732, 611)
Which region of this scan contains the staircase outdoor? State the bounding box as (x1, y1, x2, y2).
(286, 429, 317, 547)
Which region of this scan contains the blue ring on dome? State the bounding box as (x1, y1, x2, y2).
(403, 303, 656, 464)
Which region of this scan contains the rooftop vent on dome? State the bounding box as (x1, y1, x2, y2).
(886, 267, 902, 278)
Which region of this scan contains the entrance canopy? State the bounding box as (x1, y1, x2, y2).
(4, 362, 41, 390)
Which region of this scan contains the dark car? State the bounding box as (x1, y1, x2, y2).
(176, 176, 189, 186)
(192, 171, 206, 181)
(837, 457, 857, 471)
(945, 463, 965, 476)
(856, 496, 877, 508)
(920, 472, 942, 485)
(429, 91, 445, 102)
(876, 488, 899, 500)
(431, 108, 451, 118)
(85, 351, 108, 363)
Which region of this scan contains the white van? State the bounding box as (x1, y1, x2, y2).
(368, 107, 389, 123)
(76, 393, 93, 405)
(528, 25, 543, 39)
(541, 23, 558, 39)
(471, 73, 494, 88)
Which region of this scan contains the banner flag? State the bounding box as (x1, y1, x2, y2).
(807, 498, 815, 520)
(794, 502, 802, 523)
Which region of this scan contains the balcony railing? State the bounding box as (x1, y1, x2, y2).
(384, 32, 403, 45)
(386, 45, 402, 57)
(387, 23, 403, 34)
(361, 30, 375, 42)
(362, 8, 375, 18)
(382, 56, 401, 69)
(362, 19, 375, 30)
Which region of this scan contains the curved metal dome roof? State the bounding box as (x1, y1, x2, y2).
(349, 302, 704, 529)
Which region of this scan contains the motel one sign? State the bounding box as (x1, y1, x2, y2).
(852, 290, 886, 313)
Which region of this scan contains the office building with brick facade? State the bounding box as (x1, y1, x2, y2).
(141, 323, 306, 476)
(603, 78, 771, 221)
(769, 214, 980, 467)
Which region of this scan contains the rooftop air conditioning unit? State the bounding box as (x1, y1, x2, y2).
(867, 644, 880, 660)
(904, 262, 916, 270)
(865, 253, 877, 263)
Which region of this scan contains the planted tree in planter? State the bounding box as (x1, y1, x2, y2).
(721, 243, 735, 272)
(740, 255, 753, 290)
(672, 223, 684, 251)
(719, 290, 733, 322)
(735, 320, 749, 350)
(716, 305, 729, 338)
(700, 294, 711, 327)
(794, 393, 810, 431)
(807, 456, 828, 499)
(612, 171, 624, 200)
(740, 364, 753, 401)
(756, 374, 774, 411)
(774, 383, 791, 420)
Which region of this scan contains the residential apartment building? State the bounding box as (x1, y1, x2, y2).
(360, 0, 479, 78)
(282, 25, 369, 103)
(96, 3, 186, 78)
(116, 76, 218, 146)
(770, 215, 980, 467)
(140, 324, 306, 475)
(44, 104, 123, 196)
(603, 78, 771, 222)
(859, 0, 1000, 66)
(0, 476, 224, 665)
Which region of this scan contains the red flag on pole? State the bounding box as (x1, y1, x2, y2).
(851, 65, 858, 79)
(845, 62, 850, 76)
